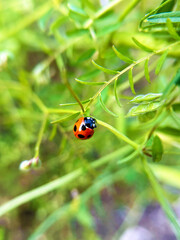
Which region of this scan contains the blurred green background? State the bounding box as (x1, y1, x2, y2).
(0, 0, 180, 239)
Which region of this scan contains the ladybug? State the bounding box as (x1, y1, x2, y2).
(73, 117, 97, 140)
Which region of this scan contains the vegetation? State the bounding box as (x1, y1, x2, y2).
(0, 0, 180, 239)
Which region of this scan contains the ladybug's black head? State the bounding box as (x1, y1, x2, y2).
(84, 117, 97, 129)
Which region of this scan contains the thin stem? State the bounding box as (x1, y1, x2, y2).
(62, 69, 85, 113)
(85, 41, 180, 111)
(34, 114, 48, 158)
(0, 146, 131, 217)
(118, 0, 141, 22)
(96, 119, 140, 150)
(83, 0, 123, 29)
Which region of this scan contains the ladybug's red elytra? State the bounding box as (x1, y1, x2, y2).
(73, 117, 97, 140)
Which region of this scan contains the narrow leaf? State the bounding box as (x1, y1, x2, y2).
(77, 49, 96, 63)
(128, 68, 136, 94)
(49, 124, 57, 141)
(147, 11, 180, 24)
(152, 135, 163, 162)
(59, 99, 91, 106)
(156, 0, 176, 13)
(51, 112, 80, 124)
(114, 78, 122, 107)
(99, 94, 119, 117)
(130, 93, 162, 103)
(132, 37, 153, 52)
(92, 60, 119, 74)
(163, 69, 180, 97)
(144, 59, 151, 83)
(75, 78, 106, 85)
(155, 50, 168, 75)
(112, 45, 134, 63)
(68, 4, 88, 17)
(166, 18, 180, 40)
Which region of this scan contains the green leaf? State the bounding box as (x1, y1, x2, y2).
(75, 78, 106, 85)
(155, 50, 168, 75)
(147, 11, 180, 24)
(50, 16, 68, 33)
(139, 0, 177, 31)
(128, 68, 136, 94)
(132, 37, 154, 52)
(130, 93, 162, 103)
(99, 94, 119, 117)
(144, 59, 151, 83)
(163, 69, 180, 97)
(92, 60, 119, 74)
(166, 18, 180, 40)
(76, 49, 96, 63)
(127, 101, 163, 117)
(51, 112, 80, 124)
(138, 111, 157, 123)
(152, 135, 163, 162)
(112, 45, 134, 63)
(156, 0, 176, 13)
(68, 4, 88, 17)
(114, 78, 122, 107)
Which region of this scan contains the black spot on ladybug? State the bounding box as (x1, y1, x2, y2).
(78, 134, 85, 138)
(81, 125, 86, 131)
(87, 135, 92, 138)
(74, 125, 77, 132)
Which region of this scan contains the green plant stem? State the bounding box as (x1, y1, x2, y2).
(29, 165, 135, 240)
(83, 0, 123, 29)
(62, 69, 85, 113)
(118, 0, 141, 22)
(96, 119, 140, 150)
(34, 114, 48, 158)
(142, 157, 180, 239)
(85, 41, 180, 111)
(0, 146, 131, 217)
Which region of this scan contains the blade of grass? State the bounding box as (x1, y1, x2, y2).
(143, 157, 180, 239)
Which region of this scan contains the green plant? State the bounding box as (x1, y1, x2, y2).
(0, 0, 180, 239)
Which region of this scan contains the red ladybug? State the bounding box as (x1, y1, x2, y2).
(73, 117, 97, 140)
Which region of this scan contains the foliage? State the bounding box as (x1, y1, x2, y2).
(0, 0, 180, 239)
